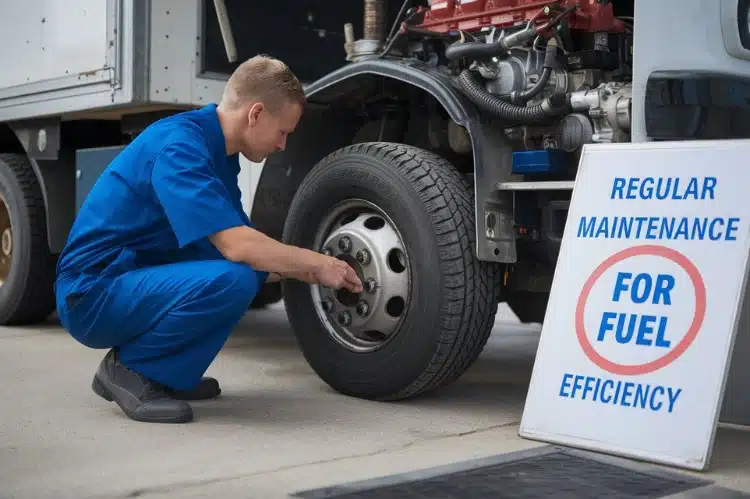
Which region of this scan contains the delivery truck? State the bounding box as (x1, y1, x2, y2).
(1, 0, 748, 403)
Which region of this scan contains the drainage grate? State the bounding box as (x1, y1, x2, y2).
(293, 446, 736, 499)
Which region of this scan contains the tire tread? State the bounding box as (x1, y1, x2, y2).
(310, 142, 502, 400)
(0, 153, 56, 325)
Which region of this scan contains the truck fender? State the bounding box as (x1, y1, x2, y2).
(250, 58, 516, 264)
(8, 120, 75, 254)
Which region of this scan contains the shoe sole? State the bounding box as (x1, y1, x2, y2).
(170, 388, 222, 401)
(92, 375, 193, 424)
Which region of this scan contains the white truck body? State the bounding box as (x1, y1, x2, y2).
(0, 0, 231, 117)
(0, 0, 265, 215)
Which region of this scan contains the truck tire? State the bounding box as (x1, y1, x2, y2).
(0, 154, 57, 325)
(506, 291, 548, 324)
(282, 142, 502, 400)
(249, 281, 283, 309)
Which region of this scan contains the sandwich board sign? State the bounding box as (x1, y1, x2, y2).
(519, 139, 750, 471)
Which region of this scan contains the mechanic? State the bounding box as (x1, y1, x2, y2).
(54, 55, 363, 425)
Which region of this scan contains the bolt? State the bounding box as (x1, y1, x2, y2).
(322, 247, 332, 256)
(364, 277, 377, 293)
(356, 300, 369, 317)
(338, 310, 352, 326)
(356, 249, 371, 265)
(338, 236, 352, 253)
(321, 298, 333, 313)
(1, 229, 11, 256)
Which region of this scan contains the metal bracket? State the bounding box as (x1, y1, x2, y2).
(10, 118, 61, 160)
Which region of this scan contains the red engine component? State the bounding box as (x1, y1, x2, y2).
(418, 0, 625, 34)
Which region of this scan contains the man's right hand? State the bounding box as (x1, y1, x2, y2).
(211, 225, 363, 293)
(313, 256, 363, 293)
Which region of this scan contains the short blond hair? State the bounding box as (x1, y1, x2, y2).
(221, 55, 306, 112)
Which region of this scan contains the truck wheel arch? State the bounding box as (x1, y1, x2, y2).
(0, 122, 75, 255)
(250, 59, 517, 264)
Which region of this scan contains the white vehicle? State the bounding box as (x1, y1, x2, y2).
(0, 0, 748, 405)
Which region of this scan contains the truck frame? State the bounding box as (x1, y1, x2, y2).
(2, 0, 750, 404)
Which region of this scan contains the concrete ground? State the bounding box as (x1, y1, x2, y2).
(1, 303, 749, 499)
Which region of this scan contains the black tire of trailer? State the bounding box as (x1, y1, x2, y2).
(0, 154, 57, 325)
(282, 142, 502, 401)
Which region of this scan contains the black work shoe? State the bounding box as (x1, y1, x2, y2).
(164, 377, 221, 401)
(91, 349, 193, 424)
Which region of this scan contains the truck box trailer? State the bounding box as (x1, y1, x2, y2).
(1, 0, 749, 412)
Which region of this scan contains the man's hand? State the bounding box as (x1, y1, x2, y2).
(312, 257, 363, 293)
(210, 225, 363, 293)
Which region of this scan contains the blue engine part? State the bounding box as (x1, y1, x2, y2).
(511, 148, 568, 174)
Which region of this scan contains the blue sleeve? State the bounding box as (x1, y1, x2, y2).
(151, 138, 246, 248)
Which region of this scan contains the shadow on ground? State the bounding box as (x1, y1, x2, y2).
(218, 303, 541, 419)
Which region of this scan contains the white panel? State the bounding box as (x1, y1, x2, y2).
(631, 0, 750, 142)
(0, 0, 111, 89)
(148, 0, 201, 104)
(148, 0, 234, 106)
(238, 155, 265, 218)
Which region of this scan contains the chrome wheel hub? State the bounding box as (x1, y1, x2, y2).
(311, 200, 411, 353)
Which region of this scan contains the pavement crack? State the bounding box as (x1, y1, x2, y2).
(110, 422, 519, 498)
(397, 421, 520, 451)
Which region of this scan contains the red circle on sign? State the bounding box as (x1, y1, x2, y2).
(575, 244, 706, 376)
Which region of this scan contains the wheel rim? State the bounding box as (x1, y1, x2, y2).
(310, 199, 412, 353)
(0, 194, 11, 286)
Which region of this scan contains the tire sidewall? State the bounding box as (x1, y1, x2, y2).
(283, 150, 448, 395)
(0, 159, 32, 314)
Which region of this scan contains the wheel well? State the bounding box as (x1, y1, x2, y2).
(314, 72, 476, 172)
(250, 73, 476, 241)
(0, 119, 130, 254)
(0, 124, 25, 154)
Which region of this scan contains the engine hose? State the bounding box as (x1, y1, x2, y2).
(445, 6, 575, 63)
(445, 26, 538, 61)
(457, 69, 564, 124)
(514, 66, 552, 103)
(445, 40, 508, 61)
(512, 39, 558, 103)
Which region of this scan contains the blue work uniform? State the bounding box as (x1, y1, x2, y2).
(55, 104, 268, 391)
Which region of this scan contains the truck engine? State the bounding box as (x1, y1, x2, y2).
(340, 0, 636, 322)
(384, 0, 635, 171)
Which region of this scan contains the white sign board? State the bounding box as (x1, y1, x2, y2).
(519, 139, 750, 471)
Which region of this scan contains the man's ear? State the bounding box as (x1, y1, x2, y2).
(247, 102, 264, 127)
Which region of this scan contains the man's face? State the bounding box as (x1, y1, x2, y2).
(240, 101, 303, 163)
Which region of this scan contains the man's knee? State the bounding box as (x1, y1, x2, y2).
(208, 261, 262, 308)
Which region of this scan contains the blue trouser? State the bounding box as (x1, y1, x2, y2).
(57, 260, 264, 390)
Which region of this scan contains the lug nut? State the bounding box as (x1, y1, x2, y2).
(356, 249, 371, 265)
(321, 298, 333, 313)
(338, 311, 352, 326)
(364, 277, 377, 293)
(338, 236, 352, 253)
(356, 300, 369, 317)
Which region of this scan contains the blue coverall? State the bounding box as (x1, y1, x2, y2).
(55, 104, 268, 391)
